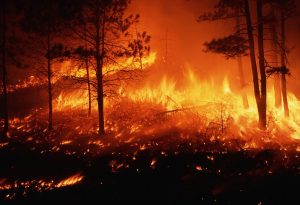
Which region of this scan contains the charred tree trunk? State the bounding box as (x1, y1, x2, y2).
(84, 27, 92, 117)
(237, 57, 249, 109)
(270, 4, 282, 108)
(280, 5, 289, 117)
(1, 0, 8, 138)
(244, 0, 264, 128)
(47, 32, 53, 130)
(257, 0, 267, 129)
(85, 54, 92, 117)
(95, 3, 105, 136)
(236, 9, 249, 109)
(274, 72, 282, 107)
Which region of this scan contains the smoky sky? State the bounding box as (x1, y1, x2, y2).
(8, 0, 300, 96)
(129, 0, 300, 96)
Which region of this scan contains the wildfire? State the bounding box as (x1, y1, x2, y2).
(125, 68, 300, 142)
(4, 76, 46, 93)
(54, 52, 157, 111)
(5, 49, 300, 146)
(44, 49, 300, 144)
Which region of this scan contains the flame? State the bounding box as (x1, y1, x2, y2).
(3, 76, 46, 93)
(222, 77, 231, 94)
(127, 70, 234, 111)
(7, 48, 300, 144)
(125, 69, 300, 142)
(55, 90, 93, 111)
(6, 52, 156, 93)
(54, 52, 157, 111)
(55, 173, 84, 188)
(58, 52, 157, 79)
(50, 55, 300, 143)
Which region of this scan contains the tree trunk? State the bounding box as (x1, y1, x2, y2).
(280, 5, 289, 117)
(237, 57, 249, 109)
(1, 0, 8, 138)
(84, 27, 92, 117)
(244, 0, 264, 128)
(85, 54, 92, 117)
(274, 74, 281, 107)
(95, 2, 105, 135)
(257, 0, 267, 129)
(47, 32, 53, 130)
(235, 9, 249, 109)
(270, 4, 282, 108)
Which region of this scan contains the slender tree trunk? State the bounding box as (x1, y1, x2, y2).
(270, 4, 282, 108)
(1, 0, 8, 138)
(47, 32, 53, 130)
(84, 27, 92, 117)
(95, 2, 105, 135)
(99, 11, 106, 134)
(135, 26, 143, 69)
(235, 9, 249, 109)
(244, 0, 264, 128)
(274, 74, 281, 107)
(237, 57, 249, 109)
(85, 54, 92, 117)
(257, 0, 267, 129)
(280, 5, 289, 117)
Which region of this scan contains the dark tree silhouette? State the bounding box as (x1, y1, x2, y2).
(0, 0, 8, 138)
(200, 0, 269, 129)
(267, 2, 282, 108)
(277, 0, 296, 117)
(21, 0, 76, 130)
(204, 35, 248, 59)
(266, 0, 296, 117)
(1, 0, 26, 138)
(256, 0, 267, 129)
(68, 0, 151, 136)
(199, 0, 249, 109)
(235, 8, 249, 109)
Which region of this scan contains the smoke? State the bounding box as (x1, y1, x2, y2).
(129, 0, 245, 87)
(130, 0, 300, 96)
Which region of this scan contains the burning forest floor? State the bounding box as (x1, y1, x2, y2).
(1, 100, 300, 204)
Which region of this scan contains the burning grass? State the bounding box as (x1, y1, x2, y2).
(2, 68, 300, 204)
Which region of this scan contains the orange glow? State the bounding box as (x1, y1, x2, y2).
(195, 165, 203, 171)
(42, 49, 300, 145)
(54, 52, 157, 111)
(55, 173, 84, 188)
(6, 50, 300, 148)
(124, 68, 300, 143)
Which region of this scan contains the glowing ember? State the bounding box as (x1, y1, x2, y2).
(195, 165, 203, 171)
(150, 159, 157, 168)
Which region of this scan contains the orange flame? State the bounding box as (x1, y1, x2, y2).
(55, 173, 84, 188)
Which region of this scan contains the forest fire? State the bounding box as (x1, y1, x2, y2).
(52, 62, 300, 147)
(1, 0, 300, 204)
(55, 52, 157, 111)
